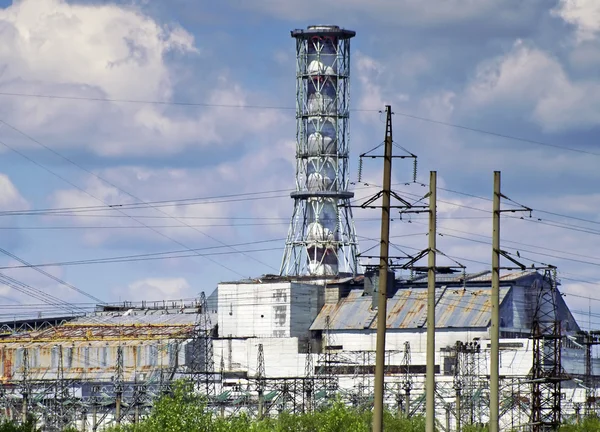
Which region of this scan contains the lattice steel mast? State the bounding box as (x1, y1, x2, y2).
(402, 341, 412, 418)
(530, 269, 564, 431)
(281, 25, 359, 276)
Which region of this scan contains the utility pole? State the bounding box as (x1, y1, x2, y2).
(372, 105, 393, 432)
(490, 171, 501, 432)
(426, 171, 437, 432)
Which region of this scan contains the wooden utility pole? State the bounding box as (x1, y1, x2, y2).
(426, 171, 437, 432)
(372, 105, 393, 432)
(490, 171, 501, 432)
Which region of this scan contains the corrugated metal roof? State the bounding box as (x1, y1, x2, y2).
(398, 270, 539, 284)
(310, 286, 510, 331)
(71, 314, 199, 326)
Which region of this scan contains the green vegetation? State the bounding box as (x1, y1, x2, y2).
(4, 385, 600, 432)
(0, 415, 39, 432)
(105, 381, 426, 432)
(560, 416, 600, 431)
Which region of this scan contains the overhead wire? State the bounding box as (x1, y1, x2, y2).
(0, 246, 104, 303)
(0, 191, 291, 217)
(0, 100, 596, 307)
(0, 91, 596, 157)
(0, 237, 286, 270)
(0, 183, 383, 218)
(0, 133, 249, 278)
(404, 220, 600, 266)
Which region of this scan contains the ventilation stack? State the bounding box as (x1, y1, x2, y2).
(280, 25, 359, 277)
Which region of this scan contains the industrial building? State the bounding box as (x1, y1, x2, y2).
(0, 24, 597, 432)
(212, 269, 598, 429)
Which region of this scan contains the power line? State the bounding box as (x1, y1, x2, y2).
(0, 132, 249, 277)
(0, 91, 596, 157)
(0, 183, 383, 218)
(0, 91, 298, 111)
(0, 189, 292, 217)
(406, 220, 600, 264)
(0, 240, 285, 270)
(0, 246, 105, 303)
(438, 232, 600, 269)
(438, 186, 600, 228)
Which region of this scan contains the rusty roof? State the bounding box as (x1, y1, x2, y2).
(0, 313, 205, 343)
(310, 285, 511, 331)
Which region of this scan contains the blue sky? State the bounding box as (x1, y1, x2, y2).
(0, 0, 599, 327)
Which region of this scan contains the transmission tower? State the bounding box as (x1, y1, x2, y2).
(316, 315, 339, 401)
(402, 341, 412, 418)
(20, 347, 30, 423)
(454, 342, 463, 432)
(304, 343, 314, 413)
(114, 345, 124, 426)
(530, 269, 565, 431)
(582, 332, 600, 416)
(55, 345, 68, 431)
(256, 343, 265, 418)
(201, 293, 215, 398)
(456, 341, 481, 427)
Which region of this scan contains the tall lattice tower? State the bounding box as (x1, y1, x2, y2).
(281, 25, 359, 276)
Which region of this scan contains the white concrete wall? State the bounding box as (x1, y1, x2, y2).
(218, 282, 293, 338)
(213, 337, 307, 377)
(217, 282, 323, 339)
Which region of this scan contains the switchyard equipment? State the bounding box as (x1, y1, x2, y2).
(281, 25, 359, 277)
(0, 298, 215, 431)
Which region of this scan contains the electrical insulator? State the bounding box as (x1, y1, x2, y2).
(412, 158, 418, 183)
(357, 157, 363, 182)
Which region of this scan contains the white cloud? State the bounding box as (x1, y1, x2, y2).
(122, 277, 193, 301)
(0, 0, 194, 100)
(48, 136, 296, 246)
(0, 173, 28, 210)
(238, 0, 543, 28)
(460, 40, 600, 131)
(0, 0, 284, 156)
(552, 0, 600, 43)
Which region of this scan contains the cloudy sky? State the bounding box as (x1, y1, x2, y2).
(0, 0, 599, 328)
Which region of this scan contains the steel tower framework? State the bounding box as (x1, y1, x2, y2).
(530, 269, 564, 431)
(281, 25, 359, 276)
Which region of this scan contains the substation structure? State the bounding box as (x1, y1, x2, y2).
(0, 295, 217, 431)
(0, 273, 599, 430)
(211, 270, 600, 431)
